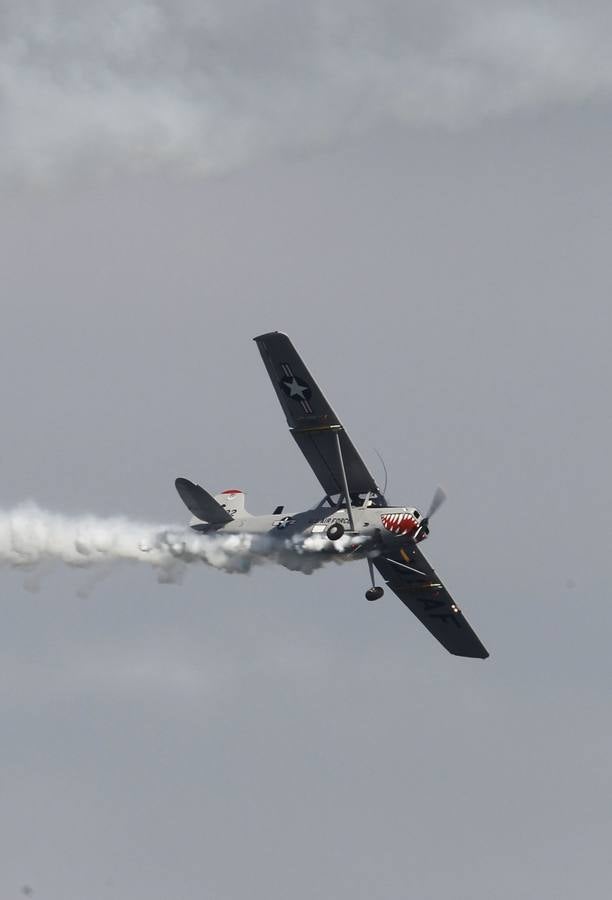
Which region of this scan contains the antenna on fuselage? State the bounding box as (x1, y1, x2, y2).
(373, 447, 389, 497)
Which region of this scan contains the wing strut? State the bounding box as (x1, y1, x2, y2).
(334, 428, 355, 532)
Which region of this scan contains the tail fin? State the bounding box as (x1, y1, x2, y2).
(213, 490, 251, 518)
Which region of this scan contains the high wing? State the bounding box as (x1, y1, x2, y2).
(373, 543, 489, 659)
(253, 332, 380, 497)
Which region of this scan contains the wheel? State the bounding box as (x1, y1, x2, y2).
(326, 522, 345, 541)
(365, 586, 384, 601)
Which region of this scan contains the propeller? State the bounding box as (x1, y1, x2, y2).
(425, 485, 447, 520)
(417, 486, 447, 537)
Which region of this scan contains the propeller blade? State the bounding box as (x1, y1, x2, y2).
(426, 486, 447, 520)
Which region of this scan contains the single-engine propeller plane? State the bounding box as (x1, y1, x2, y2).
(175, 332, 489, 659)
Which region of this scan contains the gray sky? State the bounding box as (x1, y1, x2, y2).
(1, 3, 612, 898)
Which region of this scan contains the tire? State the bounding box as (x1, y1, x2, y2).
(326, 522, 345, 541)
(365, 586, 384, 601)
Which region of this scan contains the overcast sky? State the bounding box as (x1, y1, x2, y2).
(1, 3, 612, 899)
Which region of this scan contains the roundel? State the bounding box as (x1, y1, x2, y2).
(279, 374, 312, 402)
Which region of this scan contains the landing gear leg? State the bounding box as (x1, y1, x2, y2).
(365, 557, 384, 601)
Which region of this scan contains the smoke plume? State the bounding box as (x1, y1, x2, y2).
(0, 503, 362, 583)
(2, 1, 612, 182)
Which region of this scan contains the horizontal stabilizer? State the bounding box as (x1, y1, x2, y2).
(175, 478, 233, 524)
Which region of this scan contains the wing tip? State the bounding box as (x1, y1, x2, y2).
(253, 331, 291, 345)
(450, 647, 490, 660)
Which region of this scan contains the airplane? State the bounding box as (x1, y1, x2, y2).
(175, 332, 489, 660)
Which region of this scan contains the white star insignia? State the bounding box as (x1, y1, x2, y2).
(286, 377, 308, 400)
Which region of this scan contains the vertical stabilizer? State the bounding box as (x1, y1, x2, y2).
(213, 490, 251, 518)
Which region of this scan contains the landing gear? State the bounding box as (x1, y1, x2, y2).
(365, 557, 384, 601)
(326, 522, 345, 541)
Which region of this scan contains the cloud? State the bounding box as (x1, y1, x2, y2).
(1, 1, 611, 181)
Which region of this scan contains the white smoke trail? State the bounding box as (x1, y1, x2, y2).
(0, 503, 363, 582)
(3, 1, 612, 183)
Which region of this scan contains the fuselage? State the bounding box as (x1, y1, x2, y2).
(190, 503, 425, 551)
